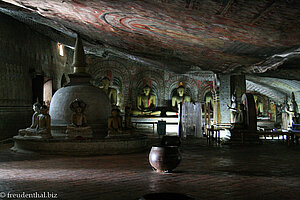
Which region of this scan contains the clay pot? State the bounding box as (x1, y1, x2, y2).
(149, 146, 181, 172)
(161, 136, 181, 147)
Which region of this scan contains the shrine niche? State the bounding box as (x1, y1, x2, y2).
(171, 83, 192, 111)
(99, 77, 118, 107)
(253, 93, 268, 117)
(165, 75, 198, 105)
(131, 70, 164, 107)
(198, 81, 213, 103)
(204, 91, 213, 105)
(89, 59, 130, 110)
(131, 78, 161, 116)
(269, 101, 276, 122)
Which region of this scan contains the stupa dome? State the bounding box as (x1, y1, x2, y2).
(49, 85, 111, 133)
(49, 34, 111, 136)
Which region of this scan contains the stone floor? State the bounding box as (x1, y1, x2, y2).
(0, 140, 299, 200)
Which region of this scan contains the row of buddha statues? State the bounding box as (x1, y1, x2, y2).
(19, 101, 51, 138)
(228, 91, 300, 130)
(17, 81, 192, 138)
(17, 98, 136, 139)
(18, 99, 94, 139)
(99, 77, 192, 116)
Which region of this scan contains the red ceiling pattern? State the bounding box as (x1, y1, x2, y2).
(2, 0, 300, 74)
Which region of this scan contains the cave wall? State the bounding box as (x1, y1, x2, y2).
(0, 13, 67, 139)
(0, 12, 214, 139)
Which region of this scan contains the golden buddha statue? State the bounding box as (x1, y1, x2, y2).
(132, 85, 161, 116)
(101, 77, 118, 106)
(66, 99, 93, 138)
(171, 85, 191, 111)
(108, 108, 123, 135)
(19, 101, 41, 136)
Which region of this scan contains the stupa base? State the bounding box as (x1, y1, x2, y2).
(11, 133, 154, 155)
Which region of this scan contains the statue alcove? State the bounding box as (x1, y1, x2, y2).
(169, 86, 193, 108)
(203, 91, 213, 112)
(93, 75, 123, 109)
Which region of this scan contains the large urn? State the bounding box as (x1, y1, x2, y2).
(149, 146, 181, 172)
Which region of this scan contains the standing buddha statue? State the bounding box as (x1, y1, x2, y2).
(101, 77, 118, 106)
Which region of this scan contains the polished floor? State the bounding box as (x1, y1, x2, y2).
(0, 140, 299, 200)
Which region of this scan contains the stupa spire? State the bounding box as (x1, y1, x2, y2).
(72, 34, 86, 73)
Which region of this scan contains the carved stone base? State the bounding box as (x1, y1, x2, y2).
(18, 128, 52, 139)
(106, 131, 139, 138)
(11, 134, 153, 155)
(66, 126, 93, 139)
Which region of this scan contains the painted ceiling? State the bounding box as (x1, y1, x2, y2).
(1, 0, 300, 79)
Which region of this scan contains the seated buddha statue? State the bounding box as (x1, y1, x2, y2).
(36, 105, 52, 138)
(132, 85, 161, 116)
(100, 77, 118, 106)
(66, 99, 93, 138)
(171, 85, 191, 112)
(19, 101, 41, 136)
(19, 105, 52, 138)
(107, 108, 123, 136)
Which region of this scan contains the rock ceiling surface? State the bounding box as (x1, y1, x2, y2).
(1, 0, 300, 80)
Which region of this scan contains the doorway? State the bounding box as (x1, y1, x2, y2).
(43, 79, 52, 107)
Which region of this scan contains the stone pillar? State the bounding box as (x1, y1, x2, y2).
(219, 74, 231, 124)
(295, 91, 300, 112)
(218, 74, 246, 125)
(230, 75, 246, 103)
(213, 91, 221, 124)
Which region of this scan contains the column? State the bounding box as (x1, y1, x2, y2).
(219, 74, 231, 124)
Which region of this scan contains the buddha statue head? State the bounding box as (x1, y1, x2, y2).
(101, 77, 111, 90)
(70, 99, 87, 114)
(40, 105, 48, 115)
(143, 85, 151, 96)
(33, 101, 41, 113)
(177, 86, 185, 97)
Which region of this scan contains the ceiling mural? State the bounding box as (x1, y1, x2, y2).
(1, 0, 300, 78)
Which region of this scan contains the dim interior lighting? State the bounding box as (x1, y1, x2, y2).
(58, 43, 64, 56)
